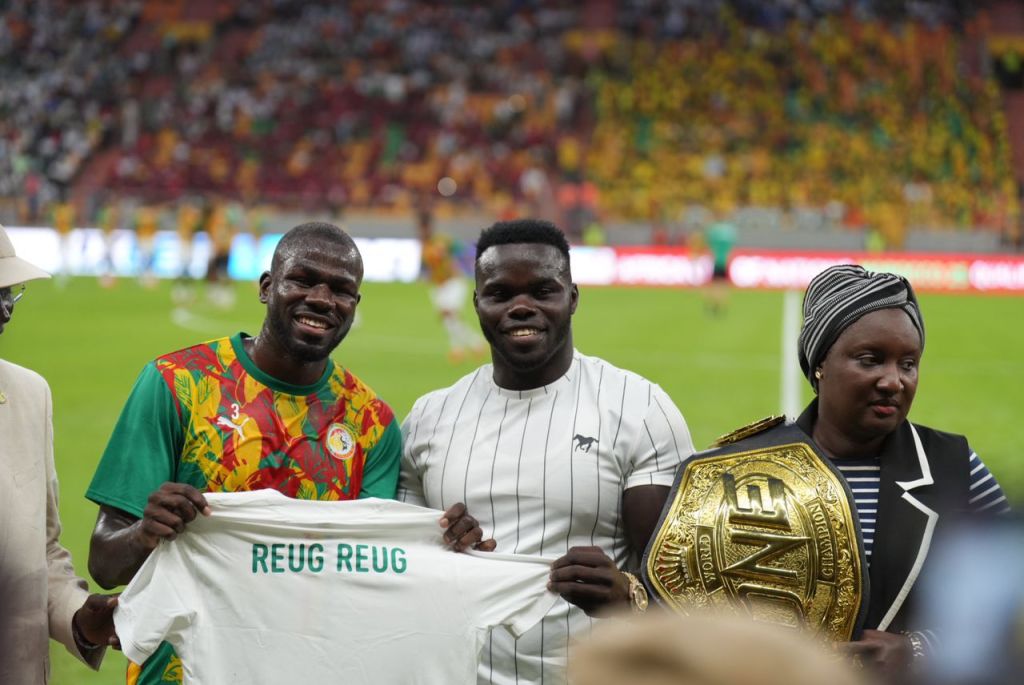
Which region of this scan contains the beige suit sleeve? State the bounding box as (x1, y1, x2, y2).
(42, 381, 105, 669)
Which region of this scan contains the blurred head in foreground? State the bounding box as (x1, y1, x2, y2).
(915, 515, 1024, 685)
(570, 611, 865, 685)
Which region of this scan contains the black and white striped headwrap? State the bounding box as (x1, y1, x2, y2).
(798, 264, 925, 388)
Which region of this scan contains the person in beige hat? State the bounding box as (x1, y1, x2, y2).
(0, 224, 50, 333)
(0, 223, 119, 683)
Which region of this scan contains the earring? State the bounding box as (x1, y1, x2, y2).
(814, 369, 823, 380)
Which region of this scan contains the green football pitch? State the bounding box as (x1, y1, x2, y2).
(1, 276, 1019, 683)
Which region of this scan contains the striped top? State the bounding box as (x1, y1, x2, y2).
(833, 459, 882, 559)
(833, 449, 1010, 561)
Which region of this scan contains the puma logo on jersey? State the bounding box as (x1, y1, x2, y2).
(216, 415, 249, 438)
(573, 434, 598, 453)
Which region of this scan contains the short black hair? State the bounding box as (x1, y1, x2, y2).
(475, 219, 571, 265)
(271, 222, 359, 272)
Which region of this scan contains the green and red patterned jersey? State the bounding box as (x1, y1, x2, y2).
(87, 332, 401, 685)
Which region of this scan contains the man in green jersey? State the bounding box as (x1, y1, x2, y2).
(86, 222, 488, 684)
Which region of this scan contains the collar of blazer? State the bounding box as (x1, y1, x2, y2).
(795, 401, 939, 632)
(872, 420, 938, 631)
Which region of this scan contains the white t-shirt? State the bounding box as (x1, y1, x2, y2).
(115, 491, 559, 685)
(398, 351, 695, 684)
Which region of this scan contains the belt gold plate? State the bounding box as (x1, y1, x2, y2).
(646, 442, 864, 641)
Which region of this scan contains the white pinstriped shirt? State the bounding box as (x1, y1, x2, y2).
(398, 351, 695, 685)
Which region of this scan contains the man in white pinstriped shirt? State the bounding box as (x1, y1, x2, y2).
(398, 219, 696, 685)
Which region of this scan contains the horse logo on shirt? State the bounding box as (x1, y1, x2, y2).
(573, 434, 598, 453)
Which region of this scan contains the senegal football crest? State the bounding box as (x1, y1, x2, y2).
(326, 422, 356, 461)
(643, 421, 867, 641)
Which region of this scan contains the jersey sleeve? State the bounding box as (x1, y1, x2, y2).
(86, 363, 184, 518)
(624, 383, 695, 490)
(114, 542, 194, 666)
(359, 418, 402, 500)
(459, 551, 560, 639)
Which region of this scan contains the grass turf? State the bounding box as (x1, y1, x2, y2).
(0, 276, 1018, 683)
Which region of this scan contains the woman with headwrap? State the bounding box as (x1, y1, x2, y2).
(643, 263, 1011, 684)
(793, 264, 1010, 677)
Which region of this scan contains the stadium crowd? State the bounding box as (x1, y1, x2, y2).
(0, 0, 1020, 246)
(0, 1, 141, 216)
(596, 1, 1019, 245)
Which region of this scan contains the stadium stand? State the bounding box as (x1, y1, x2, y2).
(1, 0, 1021, 246)
(594, 2, 1020, 245)
(0, 1, 141, 216)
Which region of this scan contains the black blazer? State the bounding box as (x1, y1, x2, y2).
(796, 401, 972, 632)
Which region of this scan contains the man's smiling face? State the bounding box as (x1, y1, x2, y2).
(474, 242, 577, 389)
(259, 239, 363, 364)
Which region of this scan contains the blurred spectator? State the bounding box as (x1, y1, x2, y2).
(416, 197, 483, 363)
(703, 220, 736, 315)
(95, 194, 121, 288)
(914, 515, 1024, 685)
(50, 196, 75, 282)
(570, 611, 866, 685)
(132, 201, 160, 287)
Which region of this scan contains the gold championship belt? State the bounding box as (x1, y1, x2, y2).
(642, 418, 869, 641)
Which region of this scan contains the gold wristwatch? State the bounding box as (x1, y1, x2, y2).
(622, 571, 649, 613)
